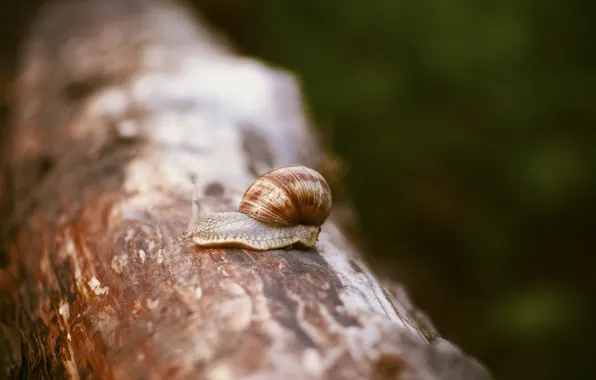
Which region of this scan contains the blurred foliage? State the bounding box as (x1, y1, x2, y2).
(196, 1, 596, 379)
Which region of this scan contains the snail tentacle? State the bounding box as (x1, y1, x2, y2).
(183, 165, 330, 251)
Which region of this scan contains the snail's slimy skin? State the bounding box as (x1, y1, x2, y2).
(183, 212, 321, 251)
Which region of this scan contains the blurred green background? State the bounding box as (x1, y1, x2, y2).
(195, 1, 595, 379)
(1, 1, 594, 379)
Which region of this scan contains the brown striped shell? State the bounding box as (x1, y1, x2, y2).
(238, 165, 332, 226)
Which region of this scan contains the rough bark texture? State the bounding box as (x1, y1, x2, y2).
(0, 1, 492, 379)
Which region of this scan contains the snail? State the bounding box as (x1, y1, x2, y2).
(181, 165, 332, 251)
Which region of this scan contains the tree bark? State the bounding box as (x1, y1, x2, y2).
(0, 1, 492, 379)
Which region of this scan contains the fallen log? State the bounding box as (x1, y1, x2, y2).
(0, 1, 492, 379)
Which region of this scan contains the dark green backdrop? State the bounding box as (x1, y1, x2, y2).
(196, 1, 596, 380)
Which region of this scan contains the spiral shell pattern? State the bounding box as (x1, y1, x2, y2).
(238, 165, 332, 227)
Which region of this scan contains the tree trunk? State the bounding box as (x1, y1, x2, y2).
(0, 1, 492, 379)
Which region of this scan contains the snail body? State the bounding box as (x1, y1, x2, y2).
(183, 210, 321, 250)
(182, 165, 332, 251)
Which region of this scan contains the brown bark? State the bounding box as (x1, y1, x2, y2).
(0, 1, 492, 379)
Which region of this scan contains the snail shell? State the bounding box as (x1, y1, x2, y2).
(182, 165, 332, 251)
(238, 165, 332, 227)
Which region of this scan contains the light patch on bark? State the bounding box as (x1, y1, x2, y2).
(215, 280, 253, 333)
(317, 231, 403, 326)
(124, 228, 135, 242)
(58, 301, 70, 319)
(58, 232, 83, 281)
(88, 276, 109, 295)
(111, 254, 126, 274)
